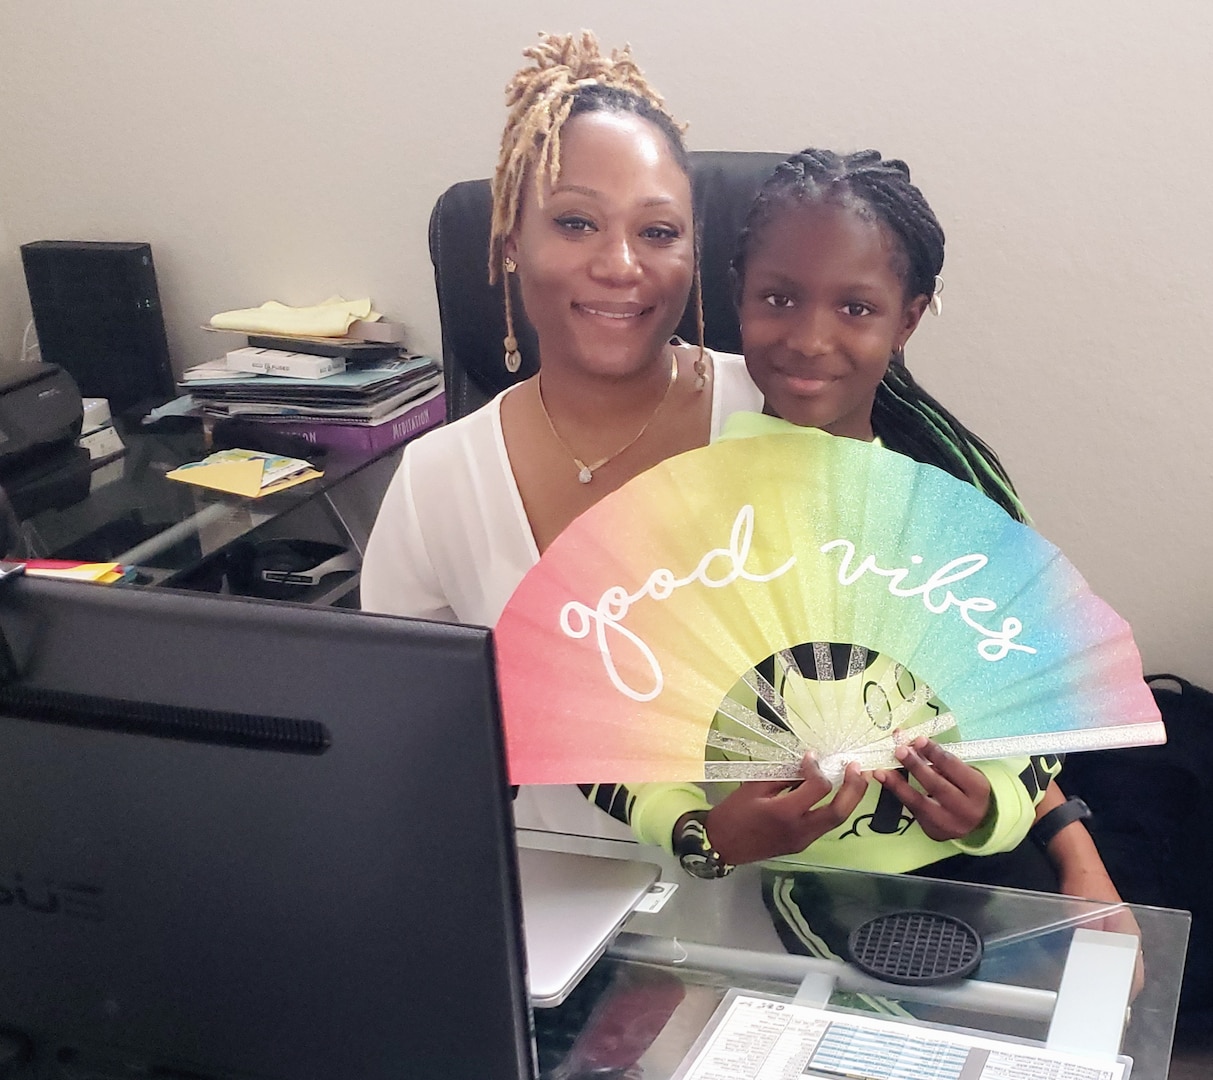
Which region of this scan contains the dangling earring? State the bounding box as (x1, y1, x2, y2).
(503, 257, 522, 373)
(692, 265, 708, 391)
(504, 336, 521, 373)
(929, 275, 944, 317)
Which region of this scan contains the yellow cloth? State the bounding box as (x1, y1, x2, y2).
(209, 296, 378, 338)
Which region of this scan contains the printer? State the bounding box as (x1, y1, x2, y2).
(0, 363, 88, 525)
(0, 363, 83, 471)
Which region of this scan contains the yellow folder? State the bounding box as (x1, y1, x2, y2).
(165, 458, 322, 498)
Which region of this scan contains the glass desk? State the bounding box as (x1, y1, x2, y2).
(6, 422, 402, 603)
(520, 830, 1190, 1080)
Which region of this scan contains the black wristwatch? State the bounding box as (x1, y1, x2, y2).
(673, 811, 735, 880)
(1030, 797, 1092, 850)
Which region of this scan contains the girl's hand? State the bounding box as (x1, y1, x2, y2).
(873, 736, 991, 841)
(704, 755, 867, 865)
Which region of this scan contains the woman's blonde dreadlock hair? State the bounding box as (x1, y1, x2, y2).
(488, 31, 707, 383)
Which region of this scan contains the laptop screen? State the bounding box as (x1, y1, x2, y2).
(520, 846, 659, 1007)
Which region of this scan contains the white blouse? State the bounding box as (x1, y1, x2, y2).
(360, 349, 763, 839)
(361, 349, 762, 627)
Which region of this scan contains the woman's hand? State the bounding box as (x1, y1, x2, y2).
(702, 755, 867, 865)
(1057, 847, 1147, 1000)
(1039, 782, 1146, 999)
(872, 737, 991, 841)
(1057, 860, 1126, 908)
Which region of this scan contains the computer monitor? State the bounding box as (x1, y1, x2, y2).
(0, 571, 535, 1080)
(21, 241, 177, 418)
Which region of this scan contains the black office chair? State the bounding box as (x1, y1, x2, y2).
(427, 150, 786, 422)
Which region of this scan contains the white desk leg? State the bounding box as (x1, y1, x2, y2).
(793, 971, 836, 1009)
(1046, 928, 1139, 1057)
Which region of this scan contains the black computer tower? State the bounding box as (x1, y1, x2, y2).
(20, 240, 176, 417)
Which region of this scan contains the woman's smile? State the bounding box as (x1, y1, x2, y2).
(573, 300, 652, 321)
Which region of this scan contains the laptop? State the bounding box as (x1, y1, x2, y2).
(519, 847, 661, 1007)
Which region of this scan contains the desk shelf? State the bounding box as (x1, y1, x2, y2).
(9, 425, 403, 610)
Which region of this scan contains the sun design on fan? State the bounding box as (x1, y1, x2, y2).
(704, 642, 957, 784)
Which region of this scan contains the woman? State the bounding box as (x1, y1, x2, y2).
(360, 32, 762, 834)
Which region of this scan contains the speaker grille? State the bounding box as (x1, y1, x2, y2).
(848, 910, 983, 985)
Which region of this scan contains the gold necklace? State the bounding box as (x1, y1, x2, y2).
(537, 354, 678, 484)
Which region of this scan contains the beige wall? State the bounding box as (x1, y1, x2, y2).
(1, 1, 1209, 678)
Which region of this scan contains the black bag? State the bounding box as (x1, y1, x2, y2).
(1059, 674, 1213, 1022)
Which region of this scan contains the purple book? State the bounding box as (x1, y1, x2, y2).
(254, 390, 445, 453)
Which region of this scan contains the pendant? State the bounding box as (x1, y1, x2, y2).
(578, 466, 593, 484)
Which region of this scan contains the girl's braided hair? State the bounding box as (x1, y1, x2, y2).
(732, 149, 1028, 522)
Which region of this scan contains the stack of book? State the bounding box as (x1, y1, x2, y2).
(182, 336, 443, 453)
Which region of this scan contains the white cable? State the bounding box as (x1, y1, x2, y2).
(20, 319, 40, 364)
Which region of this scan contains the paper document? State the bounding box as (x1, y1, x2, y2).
(673, 992, 1129, 1080)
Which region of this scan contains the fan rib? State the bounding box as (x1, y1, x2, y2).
(846, 644, 869, 679)
(943, 721, 1165, 763)
(707, 730, 801, 763)
(742, 667, 792, 728)
(705, 760, 804, 781)
(886, 681, 940, 733)
(714, 695, 804, 756)
(812, 642, 835, 680)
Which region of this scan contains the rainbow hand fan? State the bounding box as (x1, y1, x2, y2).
(496, 428, 1163, 785)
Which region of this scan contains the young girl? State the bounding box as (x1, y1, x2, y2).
(589, 149, 1126, 916)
